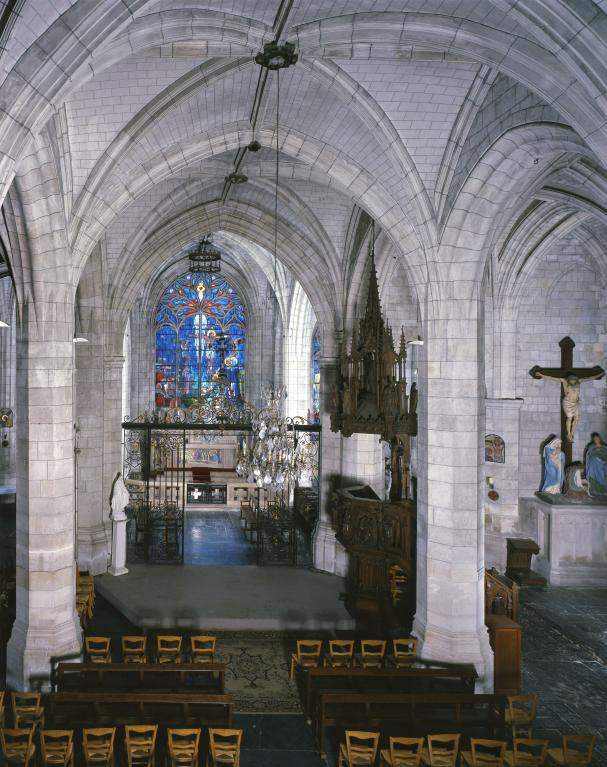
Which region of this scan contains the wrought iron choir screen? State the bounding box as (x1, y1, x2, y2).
(122, 418, 320, 565)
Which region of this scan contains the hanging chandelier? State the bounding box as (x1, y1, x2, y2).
(236, 387, 318, 488)
(234, 41, 305, 489)
(188, 235, 221, 273)
(236, 386, 294, 486)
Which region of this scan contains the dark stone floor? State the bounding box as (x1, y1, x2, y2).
(519, 584, 607, 765)
(184, 509, 256, 565)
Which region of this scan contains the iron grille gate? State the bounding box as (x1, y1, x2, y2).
(122, 420, 321, 566)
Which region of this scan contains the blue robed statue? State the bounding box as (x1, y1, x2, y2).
(541, 437, 565, 494)
(585, 433, 607, 496)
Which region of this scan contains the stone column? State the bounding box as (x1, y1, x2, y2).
(313, 356, 348, 575)
(128, 302, 154, 418)
(340, 433, 384, 497)
(0, 278, 16, 488)
(412, 290, 493, 690)
(7, 287, 81, 689)
(103, 355, 125, 545)
(75, 331, 108, 575)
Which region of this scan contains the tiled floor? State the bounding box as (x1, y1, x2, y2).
(519, 585, 607, 765)
(184, 508, 255, 565)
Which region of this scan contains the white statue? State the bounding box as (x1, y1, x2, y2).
(532, 371, 604, 442)
(109, 472, 130, 576)
(110, 472, 130, 520)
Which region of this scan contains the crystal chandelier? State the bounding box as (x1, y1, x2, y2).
(236, 386, 297, 487)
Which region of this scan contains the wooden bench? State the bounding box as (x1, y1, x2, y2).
(315, 691, 506, 752)
(298, 662, 478, 720)
(55, 663, 225, 693)
(47, 691, 233, 729)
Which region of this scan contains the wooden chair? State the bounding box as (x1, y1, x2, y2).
(122, 635, 148, 664)
(39, 729, 74, 767)
(82, 727, 116, 767)
(156, 635, 182, 664)
(85, 636, 112, 663)
(421, 733, 461, 766)
(506, 694, 537, 739)
(0, 690, 5, 726)
(166, 728, 200, 767)
(76, 571, 96, 623)
(505, 739, 548, 766)
(0, 728, 36, 766)
(325, 639, 355, 669)
(289, 639, 323, 679)
(190, 635, 216, 664)
(124, 724, 157, 767)
(207, 728, 242, 767)
(11, 691, 45, 730)
(391, 638, 417, 666)
(380, 736, 424, 766)
(338, 731, 381, 767)
(546, 735, 595, 766)
(389, 564, 408, 604)
(360, 639, 387, 669)
(461, 739, 506, 766)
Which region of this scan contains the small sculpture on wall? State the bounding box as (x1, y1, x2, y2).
(485, 434, 505, 464)
(585, 432, 607, 496)
(540, 436, 565, 495)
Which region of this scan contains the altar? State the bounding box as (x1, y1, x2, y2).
(520, 495, 607, 586)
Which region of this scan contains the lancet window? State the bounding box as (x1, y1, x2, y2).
(155, 272, 246, 407)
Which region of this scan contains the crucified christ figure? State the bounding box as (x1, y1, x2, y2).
(532, 370, 604, 442)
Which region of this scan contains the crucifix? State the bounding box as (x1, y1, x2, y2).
(530, 336, 605, 464)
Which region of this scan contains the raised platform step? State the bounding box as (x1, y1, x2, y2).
(97, 564, 355, 631)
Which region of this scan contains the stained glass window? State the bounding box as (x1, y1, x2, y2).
(311, 332, 321, 423)
(155, 271, 246, 407)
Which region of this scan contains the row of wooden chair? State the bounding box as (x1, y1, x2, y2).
(0, 726, 243, 767)
(289, 637, 418, 678)
(0, 692, 44, 731)
(76, 571, 95, 629)
(84, 635, 217, 664)
(337, 731, 596, 767)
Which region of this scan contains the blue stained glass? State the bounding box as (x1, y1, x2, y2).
(312, 333, 321, 423)
(155, 272, 246, 407)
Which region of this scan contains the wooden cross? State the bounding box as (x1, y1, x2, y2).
(530, 336, 605, 464)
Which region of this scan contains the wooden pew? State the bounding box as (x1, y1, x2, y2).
(315, 691, 506, 752)
(55, 662, 225, 693)
(47, 691, 233, 729)
(298, 662, 478, 720)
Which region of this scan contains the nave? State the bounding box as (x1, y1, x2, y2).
(1, 579, 603, 767)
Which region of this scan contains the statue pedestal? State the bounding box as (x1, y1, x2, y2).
(108, 513, 128, 577)
(520, 496, 607, 586)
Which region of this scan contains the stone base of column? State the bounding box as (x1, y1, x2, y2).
(77, 524, 110, 575)
(108, 564, 128, 576)
(412, 617, 494, 692)
(7, 617, 82, 691)
(313, 522, 349, 576)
